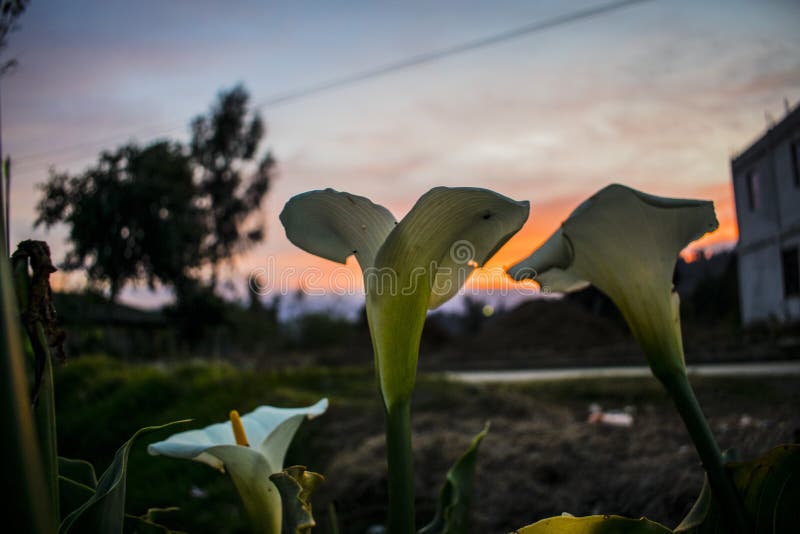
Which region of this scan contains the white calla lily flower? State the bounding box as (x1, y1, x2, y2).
(281, 186, 528, 531)
(281, 187, 529, 409)
(508, 183, 717, 379)
(507, 184, 748, 532)
(148, 399, 328, 534)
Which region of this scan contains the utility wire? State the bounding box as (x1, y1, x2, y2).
(12, 0, 654, 173)
(254, 0, 654, 107)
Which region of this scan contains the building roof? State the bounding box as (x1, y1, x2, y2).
(732, 103, 800, 171)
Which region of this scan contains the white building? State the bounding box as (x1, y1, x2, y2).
(731, 105, 800, 325)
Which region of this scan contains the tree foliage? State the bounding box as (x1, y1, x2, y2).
(35, 85, 274, 301)
(0, 0, 28, 74)
(0, 0, 27, 52)
(36, 141, 204, 300)
(190, 84, 274, 279)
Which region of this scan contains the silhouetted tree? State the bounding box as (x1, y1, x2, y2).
(35, 141, 203, 300)
(36, 85, 274, 302)
(190, 84, 274, 284)
(0, 0, 28, 60)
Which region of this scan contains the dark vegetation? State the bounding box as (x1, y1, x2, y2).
(46, 247, 800, 533)
(35, 84, 273, 301)
(54, 356, 800, 534)
(51, 249, 799, 368)
(0, 1, 28, 73)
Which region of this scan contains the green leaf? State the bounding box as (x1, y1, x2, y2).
(0, 187, 56, 533)
(37, 344, 61, 518)
(13, 240, 66, 523)
(673, 450, 738, 533)
(58, 458, 99, 520)
(269, 465, 325, 534)
(59, 476, 96, 522)
(123, 507, 185, 534)
(675, 472, 713, 532)
(58, 420, 189, 534)
(676, 444, 800, 533)
(325, 503, 340, 534)
(514, 515, 673, 533)
(59, 457, 99, 489)
(419, 423, 490, 534)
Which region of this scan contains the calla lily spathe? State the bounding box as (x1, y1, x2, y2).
(148, 399, 328, 534)
(282, 187, 528, 532)
(507, 184, 751, 532)
(281, 187, 530, 410)
(507, 183, 717, 379)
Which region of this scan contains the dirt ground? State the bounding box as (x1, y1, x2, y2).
(309, 375, 800, 533)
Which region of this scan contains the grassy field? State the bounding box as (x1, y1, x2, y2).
(54, 356, 800, 533)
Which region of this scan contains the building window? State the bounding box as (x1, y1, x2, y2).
(792, 141, 800, 187)
(783, 247, 800, 297)
(746, 171, 760, 211)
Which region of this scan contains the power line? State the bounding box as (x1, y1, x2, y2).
(12, 0, 654, 174)
(252, 0, 654, 107)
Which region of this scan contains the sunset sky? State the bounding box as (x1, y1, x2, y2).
(4, 0, 800, 310)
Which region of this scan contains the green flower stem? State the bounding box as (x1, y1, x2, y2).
(34, 323, 60, 522)
(659, 371, 750, 534)
(12, 252, 60, 521)
(385, 399, 415, 534)
(0, 246, 55, 533)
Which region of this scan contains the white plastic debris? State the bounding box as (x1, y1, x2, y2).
(587, 404, 634, 427)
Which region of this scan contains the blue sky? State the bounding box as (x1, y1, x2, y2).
(4, 0, 800, 307)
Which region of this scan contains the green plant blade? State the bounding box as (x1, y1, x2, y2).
(123, 507, 185, 534)
(675, 472, 713, 532)
(674, 450, 738, 532)
(269, 465, 325, 534)
(122, 515, 173, 534)
(58, 420, 188, 534)
(59, 476, 96, 523)
(676, 444, 800, 533)
(12, 240, 66, 522)
(0, 210, 55, 533)
(59, 457, 99, 489)
(37, 341, 60, 517)
(58, 468, 178, 534)
(58, 457, 99, 521)
(326, 503, 340, 534)
(419, 423, 490, 534)
(514, 515, 673, 533)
